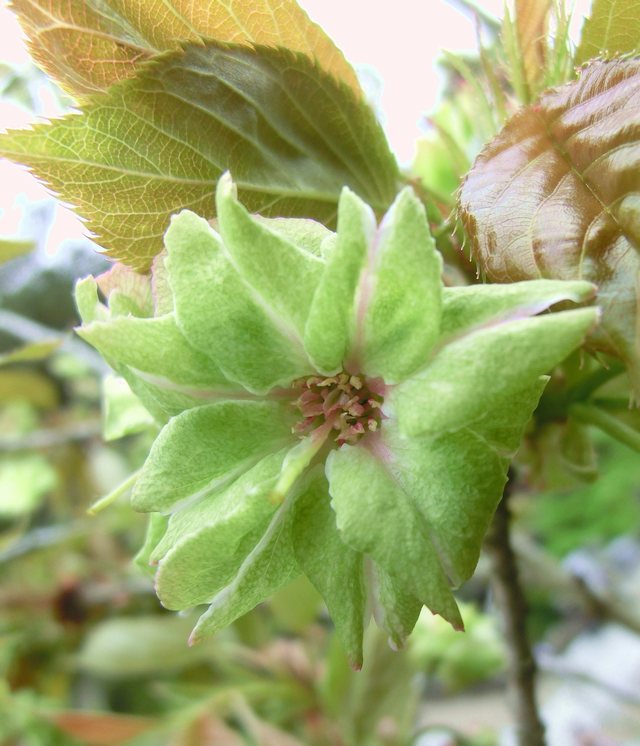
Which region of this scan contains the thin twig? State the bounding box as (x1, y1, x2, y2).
(485, 486, 546, 746)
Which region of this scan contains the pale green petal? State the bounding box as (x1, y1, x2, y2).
(189, 490, 299, 644)
(356, 187, 442, 382)
(78, 313, 231, 390)
(326, 443, 463, 630)
(373, 562, 423, 650)
(131, 401, 295, 513)
(304, 188, 375, 373)
(216, 174, 325, 336)
(134, 513, 169, 576)
(293, 468, 366, 667)
(102, 374, 155, 441)
(154, 448, 291, 609)
(165, 210, 313, 394)
(394, 308, 599, 438)
(441, 280, 596, 339)
(255, 215, 335, 258)
(75, 277, 108, 324)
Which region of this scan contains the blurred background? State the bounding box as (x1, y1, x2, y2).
(1, 1, 639, 745)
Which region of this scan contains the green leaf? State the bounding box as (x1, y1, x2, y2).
(0, 42, 398, 270)
(166, 210, 314, 393)
(304, 188, 375, 373)
(0, 237, 34, 264)
(0, 454, 57, 518)
(293, 468, 366, 668)
(154, 448, 290, 609)
(131, 401, 295, 513)
(326, 443, 463, 631)
(459, 60, 640, 391)
(134, 513, 168, 575)
(395, 308, 598, 438)
(355, 187, 443, 382)
(11, 0, 361, 96)
(576, 0, 640, 65)
(0, 339, 62, 367)
(101, 374, 155, 441)
(215, 174, 325, 337)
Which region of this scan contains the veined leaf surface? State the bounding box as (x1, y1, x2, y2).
(10, 0, 360, 96)
(576, 0, 640, 65)
(459, 59, 640, 391)
(0, 42, 398, 270)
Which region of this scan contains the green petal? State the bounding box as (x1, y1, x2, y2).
(293, 468, 366, 668)
(189, 489, 300, 645)
(216, 174, 325, 336)
(304, 188, 375, 373)
(326, 442, 463, 630)
(356, 187, 443, 382)
(102, 374, 155, 441)
(165, 210, 313, 394)
(78, 313, 231, 391)
(134, 513, 169, 576)
(394, 307, 599, 438)
(154, 448, 291, 609)
(440, 280, 596, 339)
(372, 562, 423, 650)
(131, 401, 295, 513)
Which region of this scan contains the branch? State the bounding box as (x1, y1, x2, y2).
(485, 486, 546, 746)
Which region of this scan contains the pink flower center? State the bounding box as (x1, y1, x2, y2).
(292, 372, 385, 446)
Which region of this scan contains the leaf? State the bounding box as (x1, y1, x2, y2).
(11, 0, 361, 96)
(0, 339, 61, 366)
(50, 712, 156, 746)
(576, 0, 640, 65)
(0, 454, 57, 518)
(131, 401, 295, 513)
(326, 441, 463, 631)
(515, 0, 552, 100)
(459, 60, 640, 391)
(0, 237, 34, 264)
(77, 616, 212, 678)
(292, 468, 366, 667)
(0, 42, 398, 270)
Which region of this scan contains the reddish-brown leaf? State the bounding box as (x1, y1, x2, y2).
(50, 711, 156, 745)
(459, 59, 640, 392)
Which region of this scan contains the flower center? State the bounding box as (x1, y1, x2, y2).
(292, 372, 385, 446)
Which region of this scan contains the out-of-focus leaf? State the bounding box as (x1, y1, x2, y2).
(515, 0, 552, 100)
(459, 60, 640, 392)
(0, 339, 61, 366)
(0, 42, 398, 270)
(49, 712, 156, 746)
(0, 369, 59, 408)
(576, 0, 640, 65)
(0, 454, 57, 518)
(10, 0, 360, 97)
(0, 238, 34, 264)
(77, 616, 213, 678)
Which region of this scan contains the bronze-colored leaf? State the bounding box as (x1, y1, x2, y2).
(10, 0, 360, 96)
(459, 59, 640, 392)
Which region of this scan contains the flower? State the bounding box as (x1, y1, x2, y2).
(76, 173, 597, 666)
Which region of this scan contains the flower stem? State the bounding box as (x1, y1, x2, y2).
(485, 483, 546, 746)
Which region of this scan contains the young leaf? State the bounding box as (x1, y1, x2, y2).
(11, 0, 361, 96)
(459, 60, 640, 392)
(0, 42, 398, 270)
(576, 0, 640, 65)
(515, 0, 552, 101)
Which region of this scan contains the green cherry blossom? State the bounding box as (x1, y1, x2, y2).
(75, 173, 598, 667)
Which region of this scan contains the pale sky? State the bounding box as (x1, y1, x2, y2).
(0, 0, 591, 247)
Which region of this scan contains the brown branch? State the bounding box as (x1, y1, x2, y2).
(485, 486, 546, 746)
